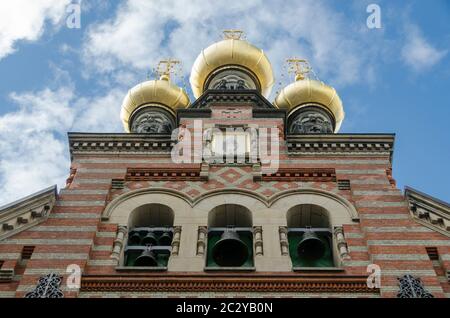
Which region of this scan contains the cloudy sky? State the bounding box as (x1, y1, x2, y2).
(0, 0, 449, 205)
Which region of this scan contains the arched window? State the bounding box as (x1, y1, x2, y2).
(124, 204, 174, 268)
(206, 204, 254, 269)
(286, 204, 334, 268)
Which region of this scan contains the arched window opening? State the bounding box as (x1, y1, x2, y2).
(124, 204, 174, 268)
(206, 204, 254, 269)
(286, 204, 334, 268)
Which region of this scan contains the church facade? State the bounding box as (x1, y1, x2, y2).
(0, 31, 449, 298)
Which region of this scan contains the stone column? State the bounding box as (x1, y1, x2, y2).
(111, 225, 127, 261)
(253, 226, 263, 256)
(171, 226, 182, 256)
(279, 226, 289, 256)
(196, 226, 208, 256)
(334, 226, 350, 260)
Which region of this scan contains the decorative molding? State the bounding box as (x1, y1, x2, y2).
(0, 185, 57, 241)
(68, 133, 174, 158)
(286, 134, 395, 162)
(101, 187, 359, 222)
(279, 226, 289, 256)
(126, 167, 202, 181)
(25, 273, 64, 298)
(69, 133, 395, 163)
(397, 274, 434, 298)
(80, 273, 379, 293)
(261, 168, 336, 182)
(253, 226, 263, 256)
(196, 226, 208, 256)
(405, 186, 450, 237)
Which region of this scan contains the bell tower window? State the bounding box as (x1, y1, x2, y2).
(286, 204, 334, 268)
(124, 204, 174, 268)
(206, 204, 254, 270)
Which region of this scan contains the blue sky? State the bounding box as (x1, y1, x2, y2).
(0, 0, 449, 205)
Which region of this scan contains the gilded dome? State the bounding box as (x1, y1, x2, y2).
(120, 75, 190, 132)
(274, 79, 345, 132)
(189, 37, 274, 98)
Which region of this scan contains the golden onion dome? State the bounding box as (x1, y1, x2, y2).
(189, 31, 274, 99)
(120, 75, 190, 132)
(274, 78, 345, 132)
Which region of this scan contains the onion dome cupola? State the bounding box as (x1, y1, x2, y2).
(189, 30, 275, 99)
(274, 59, 345, 134)
(120, 59, 190, 133)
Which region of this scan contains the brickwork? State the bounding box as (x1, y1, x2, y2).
(0, 104, 448, 298)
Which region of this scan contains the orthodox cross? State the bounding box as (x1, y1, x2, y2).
(156, 59, 181, 79)
(286, 58, 312, 81)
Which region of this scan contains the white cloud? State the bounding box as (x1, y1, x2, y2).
(0, 0, 71, 60)
(402, 24, 447, 71)
(0, 84, 125, 206)
(82, 0, 373, 88)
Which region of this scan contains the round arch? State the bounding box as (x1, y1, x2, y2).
(269, 188, 359, 225)
(102, 187, 192, 225)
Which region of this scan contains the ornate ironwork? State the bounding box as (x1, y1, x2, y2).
(25, 273, 64, 298)
(397, 274, 434, 298)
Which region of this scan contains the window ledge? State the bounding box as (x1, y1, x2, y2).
(204, 266, 256, 272)
(115, 266, 168, 272)
(292, 267, 345, 272)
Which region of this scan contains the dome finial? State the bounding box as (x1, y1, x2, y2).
(286, 58, 311, 81)
(120, 58, 190, 133)
(156, 58, 181, 81)
(222, 29, 245, 40)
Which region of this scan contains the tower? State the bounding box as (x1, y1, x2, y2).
(0, 31, 449, 299)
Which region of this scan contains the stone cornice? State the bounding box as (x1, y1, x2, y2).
(69, 133, 395, 161)
(0, 185, 57, 241)
(287, 134, 395, 162)
(405, 186, 450, 237)
(68, 132, 174, 159)
(80, 273, 378, 293)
